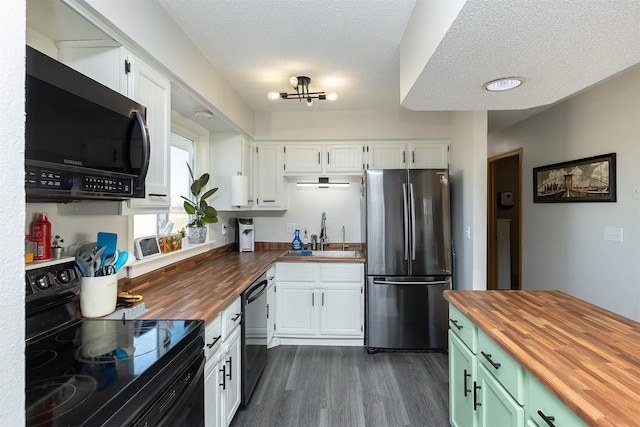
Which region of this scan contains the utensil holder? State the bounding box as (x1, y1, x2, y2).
(80, 275, 118, 318)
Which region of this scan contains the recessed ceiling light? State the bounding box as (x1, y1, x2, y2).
(484, 78, 523, 92)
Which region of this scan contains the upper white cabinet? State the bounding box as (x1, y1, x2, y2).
(283, 144, 322, 174)
(326, 144, 365, 173)
(282, 142, 364, 175)
(126, 55, 171, 211)
(365, 141, 449, 170)
(253, 143, 286, 209)
(57, 42, 171, 212)
(211, 133, 253, 211)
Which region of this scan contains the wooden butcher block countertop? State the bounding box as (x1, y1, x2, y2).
(122, 247, 364, 324)
(444, 290, 640, 427)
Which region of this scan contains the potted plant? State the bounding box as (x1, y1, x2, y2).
(181, 162, 218, 244)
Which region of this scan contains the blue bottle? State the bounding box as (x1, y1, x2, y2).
(292, 229, 302, 250)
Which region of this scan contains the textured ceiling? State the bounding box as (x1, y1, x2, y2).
(158, 0, 640, 118)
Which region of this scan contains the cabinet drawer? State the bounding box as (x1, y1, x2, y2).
(204, 314, 222, 359)
(448, 304, 477, 353)
(527, 374, 586, 427)
(222, 297, 242, 340)
(320, 263, 363, 282)
(478, 329, 525, 405)
(276, 263, 317, 282)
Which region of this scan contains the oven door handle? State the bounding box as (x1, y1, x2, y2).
(245, 279, 268, 304)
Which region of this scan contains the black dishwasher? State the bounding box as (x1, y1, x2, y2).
(240, 272, 268, 406)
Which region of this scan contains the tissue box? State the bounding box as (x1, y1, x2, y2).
(158, 234, 183, 253)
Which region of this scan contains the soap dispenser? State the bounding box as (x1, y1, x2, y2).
(292, 229, 302, 250)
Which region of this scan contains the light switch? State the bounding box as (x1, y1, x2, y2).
(465, 226, 471, 239)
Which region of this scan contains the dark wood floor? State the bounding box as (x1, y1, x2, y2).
(231, 346, 449, 427)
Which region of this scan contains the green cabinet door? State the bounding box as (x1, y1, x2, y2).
(450, 331, 477, 427)
(477, 364, 524, 427)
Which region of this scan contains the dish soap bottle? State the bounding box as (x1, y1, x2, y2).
(292, 229, 302, 250)
(303, 229, 309, 250)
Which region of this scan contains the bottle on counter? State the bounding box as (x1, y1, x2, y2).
(292, 229, 302, 250)
(32, 212, 51, 261)
(303, 229, 309, 250)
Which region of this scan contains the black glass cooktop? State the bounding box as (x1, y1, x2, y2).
(25, 319, 203, 426)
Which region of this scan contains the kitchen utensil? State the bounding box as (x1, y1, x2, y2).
(114, 251, 129, 273)
(97, 232, 118, 268)
(77, 246, 106, 277)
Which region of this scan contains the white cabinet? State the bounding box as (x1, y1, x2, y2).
(325, 144, 365, 173)
(56, 42, 171, 212)
(211, 134, 253, 210)
(126, 55, 171, 211)
(204, 297, 242, 427)
(266, 266, 276, 348)
(365, 141, 449, 170)
(254, 143, 286, 209)
(284, 144, 322, 174)
(282, 142, 364, 175)
(273, 263, 364, 345)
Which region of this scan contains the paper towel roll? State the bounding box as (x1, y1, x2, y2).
(230, 175, 249, 206)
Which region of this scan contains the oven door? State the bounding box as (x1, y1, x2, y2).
(241, 273, 268, 406)
(133, 351, 205, 427)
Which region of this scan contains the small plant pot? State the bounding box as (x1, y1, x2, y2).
(187, 226, 207, 244)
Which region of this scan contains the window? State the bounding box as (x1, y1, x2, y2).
(133, 130, 195, 238)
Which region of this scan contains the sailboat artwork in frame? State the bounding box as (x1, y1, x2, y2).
(533, 153, 616, 203)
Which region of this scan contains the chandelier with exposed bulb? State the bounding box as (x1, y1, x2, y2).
(267, 76, 337, 107)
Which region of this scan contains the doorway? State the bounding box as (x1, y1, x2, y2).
(487, 149, 522, 290)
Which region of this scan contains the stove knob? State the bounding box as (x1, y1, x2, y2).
(35, 274, 52, 290)
(57, 269, 73, 284)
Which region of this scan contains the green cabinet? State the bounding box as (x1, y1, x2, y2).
(526, 375, 586, 427)
(477, 364, 524, 427)
(449, 331, 477, 427)
(449, 303, 585, 427)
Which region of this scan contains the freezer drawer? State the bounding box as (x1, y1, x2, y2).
(366, 276, 449, 351)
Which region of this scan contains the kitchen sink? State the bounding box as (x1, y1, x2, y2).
(280, 250, 360, 258)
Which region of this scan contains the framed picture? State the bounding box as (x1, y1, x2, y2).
(533, 153, 616, 203)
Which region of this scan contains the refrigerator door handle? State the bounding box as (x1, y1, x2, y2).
(372, 279, 449, 286)
(410, 182, 416, 261)
(402, 183, 409, 261)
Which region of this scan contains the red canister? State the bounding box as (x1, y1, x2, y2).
(32, 213, 51, 260)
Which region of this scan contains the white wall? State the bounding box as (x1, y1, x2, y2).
(489, 65, 640, 320)
(255, 110, 451, 140)
(1, 0, 25, 423)
(251, 179, 362, 244)
(450, 111, 488, 290)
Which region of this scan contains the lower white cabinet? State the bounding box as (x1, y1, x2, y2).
(204, 297, 242, 427)
(272, 263, 364, 345)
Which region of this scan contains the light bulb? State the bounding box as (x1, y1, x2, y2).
(289, 76, 299, 88)
(306, 98, 313, 107)
(267, 92, 280, 100)
(327, 93, 338, 101)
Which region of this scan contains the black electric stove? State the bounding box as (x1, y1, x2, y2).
(25, 260, 205, 426)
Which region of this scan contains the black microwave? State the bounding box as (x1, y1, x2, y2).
(25, 46, 150, 202)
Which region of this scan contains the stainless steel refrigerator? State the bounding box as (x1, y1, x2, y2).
(363, 169, 451, 352)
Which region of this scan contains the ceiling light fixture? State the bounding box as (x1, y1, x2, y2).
(268, 76, 337, 107)
(484, 77, 523, 92)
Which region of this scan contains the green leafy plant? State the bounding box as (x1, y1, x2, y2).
(181, 162, 219, 227)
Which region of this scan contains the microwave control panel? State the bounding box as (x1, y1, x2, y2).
(25, 166, 134, 197)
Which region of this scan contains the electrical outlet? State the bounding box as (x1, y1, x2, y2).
(604, 226, 623, 242)
(285, 223, 296, 233)
(221, 224, 229, 236)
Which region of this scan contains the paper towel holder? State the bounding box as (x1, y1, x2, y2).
(230, 172, 249, 207)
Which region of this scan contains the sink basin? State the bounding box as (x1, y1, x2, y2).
(280, 250, 360, 258)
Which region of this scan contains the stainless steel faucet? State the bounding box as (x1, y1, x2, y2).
(342, 225, 348, 251)
(320, 212, 327, 250)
